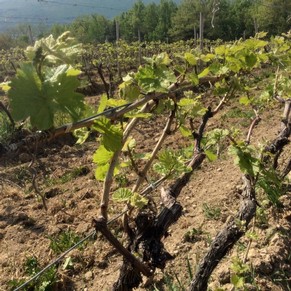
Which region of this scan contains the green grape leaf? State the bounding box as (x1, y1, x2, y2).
(93, 145, 120, 181)
(112, 188, 133, 202)
(245, 53, 257, 68)
(257, 168, 282, 205)
(205, 128, 229, 147)
(209, 62, 221, 74)
(198, 67, 210, 78)
(119, 82, 140, 101)
(215, 45, 227, 56)
(97, 94, 108, 114)
(174, 65, 185, 74)
(73, 127, 90, 144)
(225, 56, 242, 72)
(9, 63, 84, 130)
(136, 64, 176, 93)
(135, 54, 176, 93)
(186, 72, 199, 86)
(201, 54, 215, 62)
(204, 150, 217, 162)
(93, 144, 114, 165)
(106, 98, 128, 107)
(26, 31, 83, 65)
(46, 66, 84, 121)
(95, 164, 110, 181)
(184, 52, 197, 65)
(9, 63, 53, 129)
(93, 117, 123, 152)
(122, 137, 136, 152)
(230, 274, 244, 288)
(153, 150, 191, 177)
(255, 31, 268, 39)
(229, 144, 260, 176)
(239, 96, 251, 105)
(130, 193, 148, 209)
(179, 125, 192, 137)
(178, 96, 207, 117)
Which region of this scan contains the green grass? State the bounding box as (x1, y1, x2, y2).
(222, 107, 255, 120)
(48, 230, 83, 254)
(0, 112, 14, 144)
(8, 256, 57, 291)
(202, 203, 221, 220)
(46, 166, 89, 186)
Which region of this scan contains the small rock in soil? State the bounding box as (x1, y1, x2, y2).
(76, 222, 91, 234)
(84, 270, 93, 281)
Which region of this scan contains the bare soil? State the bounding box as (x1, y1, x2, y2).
(0, 99, 290, 291)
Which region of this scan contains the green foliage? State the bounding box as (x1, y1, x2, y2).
(49, 230, 82, 254)
(93, 144, 115, 181)
(229, 143, 260, 177)
(183, 227, 203, 243)
(230, 257, 253, 290)
(202, 203, 221, 220)
(4, 32, 85, 130)
(93, 117, 123, 152)
(223, 107, 255, 120)
(9, 64, 84, 129)
(177, 92, 207, 132)
(25, 31, 83, 65)
(229, 143, 285, 206)
(8, 256, 57, 291)
(135, 53, 176, 93)
(112, 188, 148, 209)
(256, 167, 284, 206)
(153, 149, 191, 178)
(203, 128, 230, 159)
(0, 111, 14, 144)
(92, 117, 124, 181)
(119, 74, 141, 102)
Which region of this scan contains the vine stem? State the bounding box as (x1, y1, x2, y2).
(243, 218, 256, 264)
(93, 217, 152, 277)
(99, 101, 156, 221)
(245, 114, 261, 145)
(132, 106, 176, 193)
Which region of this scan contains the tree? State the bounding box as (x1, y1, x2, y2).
(143, 3, 160, 41)
(68, 15, 112, 43)
(169, 0, 200, 40)
(254, 0, 291, 36)
(131, 0, 146, 41)
(227, 0, 254, 39)
(169, 0, 219, 41)
(154, 0, 177, 42)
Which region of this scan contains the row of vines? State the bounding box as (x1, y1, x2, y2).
(0, 31, 290, 290)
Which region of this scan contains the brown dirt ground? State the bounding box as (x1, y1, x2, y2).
(0, 98, 290, 291)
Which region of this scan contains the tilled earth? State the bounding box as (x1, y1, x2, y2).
(0, 101, 290, 291)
